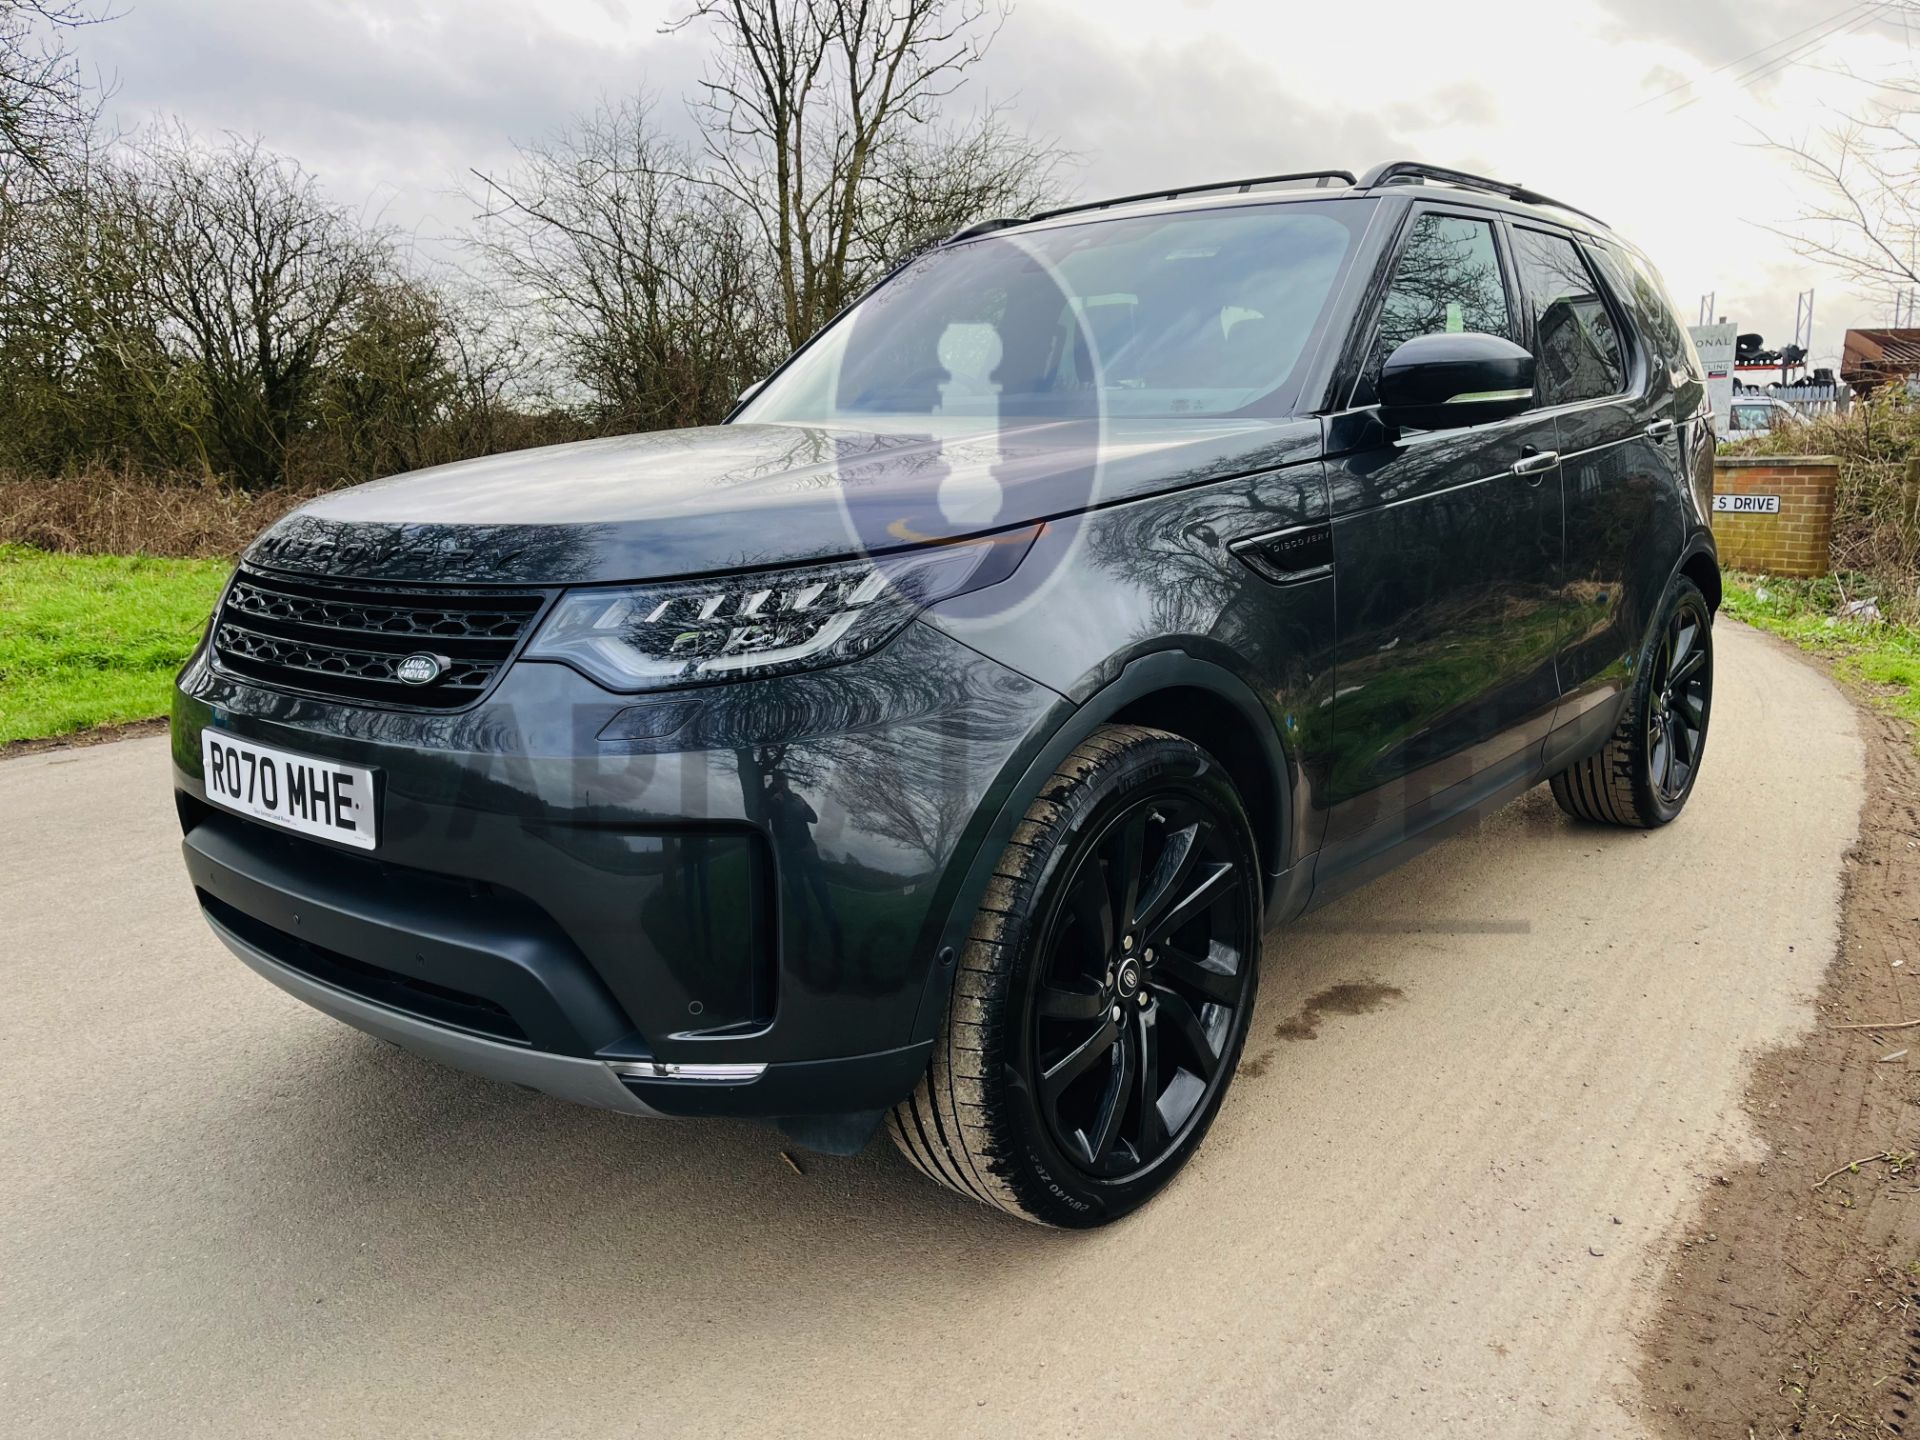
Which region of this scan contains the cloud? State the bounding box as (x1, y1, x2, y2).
(78, 0, 1421, 253)
(969, 4, 1404, 200)
(63, 0, 1896, 358)
(87, 0, 708, 248)
(1591, 0, 1803, 61)
(1590, 0, 1913, 103)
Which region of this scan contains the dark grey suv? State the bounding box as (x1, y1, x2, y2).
(173, 161, 1719, 1226)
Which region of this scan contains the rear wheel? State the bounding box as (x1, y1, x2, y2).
(1550, 577, 1714, 828)
(889, 725, 1262, 1227)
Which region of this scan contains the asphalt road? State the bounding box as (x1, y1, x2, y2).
(1, 622, 1864, 1438)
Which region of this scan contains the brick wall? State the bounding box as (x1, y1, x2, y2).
(1710, 456, 1840, 578)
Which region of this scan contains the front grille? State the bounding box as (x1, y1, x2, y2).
(211, 568, 548, 710)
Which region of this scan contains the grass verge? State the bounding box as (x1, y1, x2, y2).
(1723, 569, 1920, 747)
(0, 545, 229, 746)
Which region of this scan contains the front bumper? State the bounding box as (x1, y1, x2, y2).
(203, 900, 934, 1120)
(205, 906, 664, 1114)
(173, 618, 1063, 1121)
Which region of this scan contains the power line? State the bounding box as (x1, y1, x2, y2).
(1666, 1, 1902, 112)
(1713, 0, 1905, 97)
(1634, 3, 1871, 109)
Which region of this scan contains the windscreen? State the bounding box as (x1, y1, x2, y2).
(737, 202, 1364, 425)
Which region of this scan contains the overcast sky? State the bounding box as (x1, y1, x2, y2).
(74, 0, 1920, 369)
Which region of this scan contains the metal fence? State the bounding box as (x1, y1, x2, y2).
(1736, 381, 1851, 420)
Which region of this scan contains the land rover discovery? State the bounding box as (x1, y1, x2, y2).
(173, 161, 1720, 1227)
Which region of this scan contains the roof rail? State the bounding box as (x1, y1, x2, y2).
(1028, 171, 1357, 225)
(939, 170, 1357, 245)
(1355, 160, 1609, 230)
(943, 216, 1025, 244)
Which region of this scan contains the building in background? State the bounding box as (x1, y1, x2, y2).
(1840, 329, 1920, 396)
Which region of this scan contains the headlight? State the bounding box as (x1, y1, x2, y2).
(524, 531, 1033, 692)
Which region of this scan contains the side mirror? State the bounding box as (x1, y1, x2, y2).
(735, 378, 766, 407)
(1378, 332, 1535, 431)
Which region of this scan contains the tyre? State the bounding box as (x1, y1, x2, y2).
(1550, 577, 1714, 828)
(889, 724, 1263, 1227)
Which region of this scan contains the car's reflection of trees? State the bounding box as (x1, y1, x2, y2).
(681, 628, 1046, 996)
(1072, 464, 1339, 790)
(1320, 218, 1640, 802)
(1361, 221, 1512, 398)
(1513, 228, 1621, 407)
(1082, 465, 1320, 634)
(728, 424, 953, 507)
(247, 516, 622, 585)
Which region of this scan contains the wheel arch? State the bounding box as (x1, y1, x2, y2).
(907, 650, 1294, 1044)
(1103, 685, 1284, 880)
(1676, 535, 1722, 614)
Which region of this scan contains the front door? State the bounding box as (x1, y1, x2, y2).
(1318, 206, 1566, 880)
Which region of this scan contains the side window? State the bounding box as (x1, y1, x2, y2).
(1359, 213, 1512, 401)
(1591, 239, 1700, 386)
(1511, 227, 1625, 406)
(1635, 249, 1705, 384)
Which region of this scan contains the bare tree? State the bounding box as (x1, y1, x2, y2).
(0, 145, 196, 476)
(854, 104, 1062, 262)
(312, 273, 556, 478)
(314, 276, 457, 479)
(434, 283, 559, 455)
(468, 99, 777, 430)
(123, 127, 390, 487)
(0, 0, 109, 446)
(2, 2, 1075, 494)
(670, 0, 1061, 349)
(0, 0, 106, 182)
(1766, 81, 1920, 300)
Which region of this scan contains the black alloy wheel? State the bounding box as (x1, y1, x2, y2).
(1548, 576, 1715, 828)
(1028, 793, 1254, 1179)
(889, 725, 1263, 1227)
(1646, 598, 1712, 806)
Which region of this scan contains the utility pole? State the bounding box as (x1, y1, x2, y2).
(1790, 288, 1814, 382)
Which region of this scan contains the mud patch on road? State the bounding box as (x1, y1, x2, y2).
(1, 717, 167, 760)
(1641, 704, 1920, 1440)
(1274, 982, 1405, 1042)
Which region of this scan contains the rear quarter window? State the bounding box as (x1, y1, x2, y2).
(1590, 240, 1701, 385)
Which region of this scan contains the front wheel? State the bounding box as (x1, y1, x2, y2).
(888, 725, 1263, 1227)
(1550, 576, 1714, 828)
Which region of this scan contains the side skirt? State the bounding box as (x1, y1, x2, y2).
(1303, 745, 1544, 912)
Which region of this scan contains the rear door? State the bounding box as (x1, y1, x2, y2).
(1318, 204, 1566, 879)
(1505, 224, 1681, 762)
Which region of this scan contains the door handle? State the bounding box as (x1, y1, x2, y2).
(1511, 449, 1559, 478)
(1646, 418, 1675, 439)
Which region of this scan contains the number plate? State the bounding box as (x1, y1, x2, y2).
(200, 730, 378, 850)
